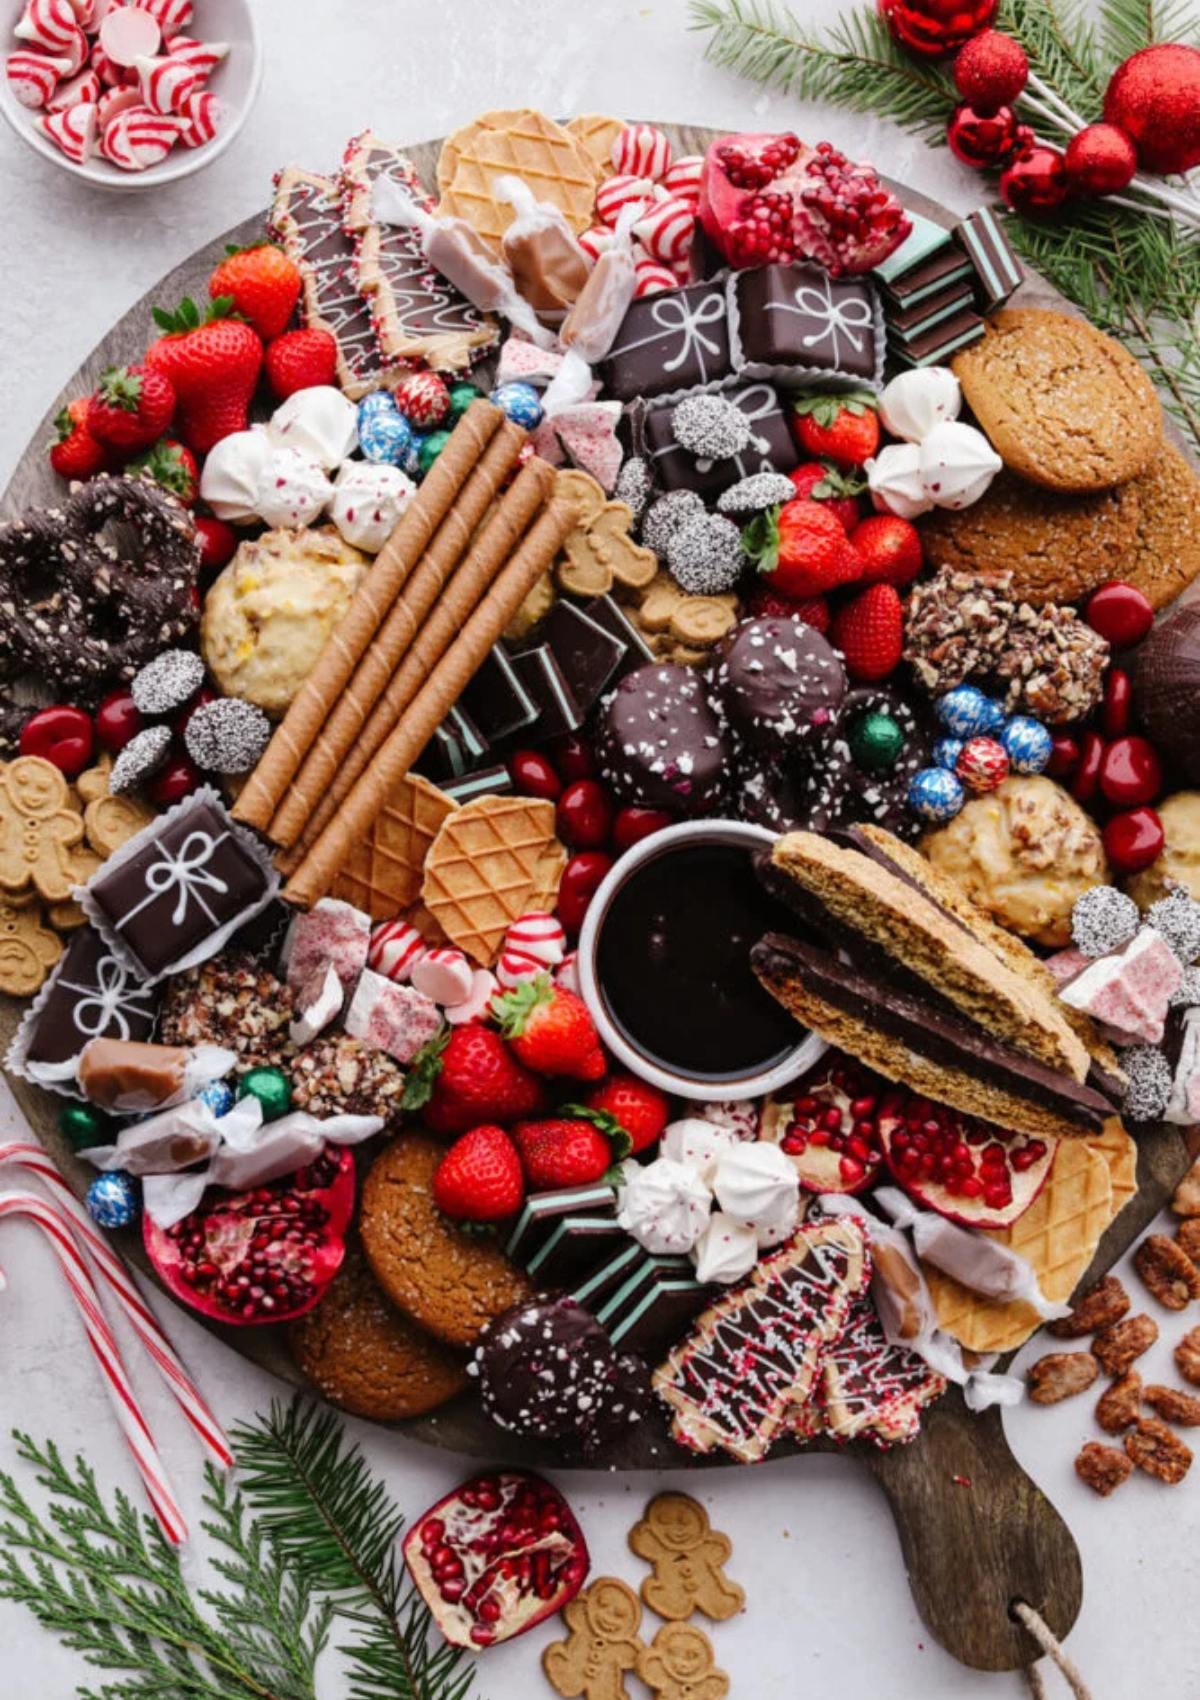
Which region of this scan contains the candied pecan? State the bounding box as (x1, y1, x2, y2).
(1095, 1370, 1142, 1433)
(1175, 1326, 1200, 1386)
(1075, 1441, 1133, 1497)
(1134, 1234, 1200, 1311)
(1143, 1385, 1200, 1426)
(1177, 1218, 1200, 1264)
(902, 568, 1014, 695)
(994, 600, 1108, 724)
(1047, 1274, 1130, 1339)
(1171, 1154, 1200, 1218)
(1027, 1351, 1099, 1404)
(1094, 1313, 1159, 1376)
(1125, 1417, 1193, 1484)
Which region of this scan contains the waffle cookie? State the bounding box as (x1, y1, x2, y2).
(565, 113, 623, 182)
(436, 108, 598, 250)
(420, 793, 564, 965)
(332, 772, 458, 919)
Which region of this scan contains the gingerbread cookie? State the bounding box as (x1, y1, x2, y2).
(952, 309, 1161, 492)
(77, 755, 156, 858)
(556, 471, 657, 599)
(543, 1577, 645, 1700)
(636, 1624, 729, 1700)
(1119, 445, 1200, 609)
(0, 892, 62, 996)
(289, 1247, 468, 1420)
(359, 1135, 531, 1346)
(629, 1494, 744, 1623)
(0, 757, 90, 904)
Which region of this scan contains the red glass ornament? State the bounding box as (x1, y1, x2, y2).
(878, 0, 997, 57)
(947, 102, 1021, 168)
(93, 688, 143, 754)
(1104, 43, 1200, 175)
(1102, 668, 1132, 738)
(999, 144, 1069, 214)
(1103, 807, 1164, 875)
(19, 705, 93, 777)
(1064, 123, 1138, 195)
(1099, 735, 1162, 807)
(953, 29, 1028, 111)
(1084, 580, 1154, 648)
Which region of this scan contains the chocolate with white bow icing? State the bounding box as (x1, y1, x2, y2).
(638, 383, 800, 499)
(14, 925, 160, 1087)
(600, 281, 734, 403)
(731, 263, 884, 387)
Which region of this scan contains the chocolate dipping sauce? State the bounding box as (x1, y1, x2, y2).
(594, 843, 803, 1081)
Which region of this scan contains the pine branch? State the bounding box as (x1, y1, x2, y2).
(1096, 0, 1200, 67)
(229, 1400, 476, 1700)
(999, 0, 1104, 114)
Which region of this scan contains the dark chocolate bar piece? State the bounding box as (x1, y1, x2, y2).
(21, 924, 159, 1076)
(416, 705, 489, 780)
(600, 281, 733, 403)
(573, 1240, 648, 1310)
(871, 210, 953, 285)
(891, 306, 985, 367)
(955, 207, 1022, 311)
(440, 765, 514, 806)
(887, 278, 977, 343)
(582, 594, 656, 672)
(507, 1182, 618, 1266)
(461, 647, 540, 743)
(520, 600, 627, 712)
(732, 264, 882, 384)
(509, 645, 583, 736)
(596, 1253, 709, 1354)
(879, 246, 974, 309)
(639, 382, 799, 499)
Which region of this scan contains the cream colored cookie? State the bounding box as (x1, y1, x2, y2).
(1125, 791, 1200, 909)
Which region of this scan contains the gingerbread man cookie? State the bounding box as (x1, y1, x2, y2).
(542, 1577, 645, 1700)
(0, 892, 62, 996)
(636, 1623, 729, 1700)
(0, 757, 89, 904)
(555, 470, 657, 598)
(77, 755, 156, 858)
(629, 1493, 745, 1623)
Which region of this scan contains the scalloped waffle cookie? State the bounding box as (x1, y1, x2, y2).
(436, 109, 598, 250)
(1087, 1116, 1138, 1222)
(565, 113, 623, 181)
(421, 794, 563, 964)
(332, 773, 457, 919)
(924, 1139, 1113, 1353)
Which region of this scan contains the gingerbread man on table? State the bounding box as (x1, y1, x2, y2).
(637, 1623, 729, 1700)
(629, 1492, 745, 1622)
(542, 1577, 645, 1700)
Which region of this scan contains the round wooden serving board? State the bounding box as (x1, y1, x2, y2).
(2, 121, 1197, 1673)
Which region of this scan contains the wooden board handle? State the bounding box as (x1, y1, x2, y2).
(863, 1388, 1082, 1671)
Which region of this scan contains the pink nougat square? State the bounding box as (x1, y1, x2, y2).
(284, 898, 371, 994)
(1060, 927, 1183, 1046)
(343, 970, 442, 1064)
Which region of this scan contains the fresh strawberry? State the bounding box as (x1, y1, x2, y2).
(850, 514, 924, 588)
(741, 498, 863, 600)
(790, 393, 880, 467)
(145, 298, 263, 454)
(127, 437, 199, 504)
(208, 242, 302, 340)
(265, 327, 338, 399)
(787, 460, 863, 532)
(86, 364, 176, 454)
(584, 1074, 670, 1154)
(746, 584, 831, 633)
(194, 514, 238, 574)
(493, 974, 607, 1081)
(412, 1026, 545, 1136)
(49, 399, 107, 480)
(831, 583, 904, 682)
(512, 1110, 629, 1190)
(433, 1124, 524, 1222)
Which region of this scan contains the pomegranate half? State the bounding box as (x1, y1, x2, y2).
(144, 1144, 355, 1326)
(878, 1093, 1058, 1229)
(762, 1051, 887, 1194)
(403, 1471, 590, 1649)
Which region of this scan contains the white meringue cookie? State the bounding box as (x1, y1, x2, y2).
(268, 385, 358, 471)
(878, 366, 961, 444)
(698, 1099, 760, 1141)
(617, 1156, 712, 1255)
(918, 420, 1003, 511)
(660, 1118, 739, 1186)
(329, 462, 416, 553)
(866, 442, 933, 520)
(253, 446, 334, 530)
(712, 1142, 800, 1247)
(198, 427, 272, 523)
(690, 1212, 759, 1284)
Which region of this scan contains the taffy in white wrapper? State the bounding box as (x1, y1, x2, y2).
(495, 173, 590, 324)
(75, 1036, 234, 1112)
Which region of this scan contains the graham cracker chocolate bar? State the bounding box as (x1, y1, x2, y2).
(341, 130, 497, 372)
(271, 166, 392, 401)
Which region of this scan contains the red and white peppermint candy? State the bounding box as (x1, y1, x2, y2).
(611, 122, 673, 182)
(6, 49, 70, 107)
(97, 81, 138, 124)
(36, 95, 95, 161)
(445, 967, 499, 1026)
(495, 948, 546, 991)
(661, 154, 704, 204)
(91, 38, 138, 85)
(99, 102, 179, 169)
(595, 172, 658, 228)
(367, 919, 426, 983)
(165, 34, 229, 76)
(47, 63, 100, 108)
(14, 0, 78, 53)
(135, 49, 202, 113)
(132, 0, 193, 32)
(555, 951, 581, 996)
(394, 369, 450, 428)
(177, 86, 217, 146)
(633, 192, 696, 268)
(410, 947, 475, 1007)
(505, 910, 566, 967)
(632, 252, 678, 297)
(98, 2, 160, 66)
(576, 225, 613, 264)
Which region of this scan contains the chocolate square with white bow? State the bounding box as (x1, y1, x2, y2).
(731, 264, 884, 387)
(16, 925, 160, 1089)
(599, 280, 734, 404)
(638, 382, 800, 499)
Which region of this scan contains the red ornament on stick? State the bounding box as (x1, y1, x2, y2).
(953, 29, 1028, 111)
(1103, 43, 1200, 175)
(947, 101, 1021, 167)
(999, 143, 1069, 214)
(1064, 122, 1138, 195)
(878, 0, 997, 58)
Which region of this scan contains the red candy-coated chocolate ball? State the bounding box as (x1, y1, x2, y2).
(953, 28, 1028, 109)
(1085, 581, 1154, 648)
(947, 101, 1021, 167)
(1102, 667, 1132, 738)
(93, 689, 142, 754)
(612, 806, 675, 854)
(1064, 122, 1138, 195)
(1103, 806, 1164, 875)
(1071, 730, 1105, 804)
(1103, 43, 1200, 176)
(1099, 734, 1162, 807)
(557, 779, 614, 850)
(19, 704, 93, 777)
(558, 851, 614, 935)
(194, 514, 237, 575)
(147, 755, 201, 806)
(508, 749, 561, 802)
(549, 733, 596, 783)
(1000, 144, 1069, 214)
(1046, 734, 1080, 779)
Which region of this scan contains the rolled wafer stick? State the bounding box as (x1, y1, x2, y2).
(269, 424, 532, 848)
(285, 495, 576, 908)
(233, 399, 505, 831)
(284, 458, 555, 854)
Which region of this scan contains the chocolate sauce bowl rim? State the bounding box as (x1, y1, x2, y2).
(576, 819, 827, 1102)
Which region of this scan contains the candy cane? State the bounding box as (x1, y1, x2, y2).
(0, 1141, 231, 1469)
(0, 1190, 187, 1543)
